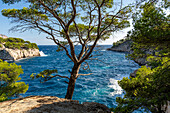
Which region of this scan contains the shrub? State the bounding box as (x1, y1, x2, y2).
(0, 37, 4, 43)
(3, 38, 39, 50)
(6, 37, 25, 43)
(30, 43, 39, 49)
(24, 41, 31, 44)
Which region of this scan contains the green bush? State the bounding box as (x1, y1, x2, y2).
(5, 37, 25, 43)
(30, 43, 39, 49)
(4, 42, 23, 49)
(24, 41, 31, 44)
(3, 37, 39, 50)
(0, 37, 4, 43)
(0, 60, 29, 102)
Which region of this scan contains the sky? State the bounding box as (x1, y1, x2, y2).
(0, 0, 133, 45)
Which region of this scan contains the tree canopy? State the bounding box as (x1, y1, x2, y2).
(0, 37, 39, 49)
(130, 2, 170, 44)
(1, 0, 132, 99)
(113, 1, 170, 112)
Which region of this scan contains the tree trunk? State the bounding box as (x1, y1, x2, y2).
(65, 64, 80, 99)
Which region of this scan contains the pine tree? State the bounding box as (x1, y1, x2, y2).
(0, 60, 28, 101)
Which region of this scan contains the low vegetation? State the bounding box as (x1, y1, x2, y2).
(0, 37, 38, 49)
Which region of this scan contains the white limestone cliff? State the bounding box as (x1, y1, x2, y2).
(0, 47, 40, 61)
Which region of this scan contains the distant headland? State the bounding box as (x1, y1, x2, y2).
(0, 35, 40, 61)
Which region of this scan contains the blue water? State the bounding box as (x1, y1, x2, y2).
(15, 45, 140, 108)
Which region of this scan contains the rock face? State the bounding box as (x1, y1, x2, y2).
(107, 40, 147, 65)
(107, 40, 132, 52)
(0, 34, 8, 39)
(0, 47, 40, 61)
(132, 57, 147, 66)
(0, 96, 111, 113)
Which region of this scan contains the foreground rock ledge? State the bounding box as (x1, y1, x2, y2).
(0, 96, 111, 113)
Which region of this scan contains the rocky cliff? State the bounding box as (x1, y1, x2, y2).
(0, 45, 40, 61)
(0, 96, 111, 113)
(107, 40, 147, 65)
(107, 40, 132, 52)
(0, 36, 40, 61)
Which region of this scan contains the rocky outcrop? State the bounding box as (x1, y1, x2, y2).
(107, 40, 148, 65)
(0, 47, 40, 61)
(107, 40, 132, 52)
(132, 57, 147, 66)
(0, 96, 111, 113)
(130, 69, 138, 78)
(0, 34, 8, 39)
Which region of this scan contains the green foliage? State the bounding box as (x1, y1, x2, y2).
(30, 69, 58, 83)
(2, 8, 49, 22)
(1, 0, 131, 47)
(0, 60, 29, 102)
(29, 43, 39, 49)
(127, 2, 170, 60)
(112, 37, 131, 48)
(4, 42, 22, 49)
(2, 37, 39, 49)
(0, 37, 5, 43)
(5, 37, 25, 43)
(24, 41, 31, 44)
(1, 0, 133, 100)
(114, 2, 170, 113)
(130, 3, 170, 44)
(114, 57, 170, 112)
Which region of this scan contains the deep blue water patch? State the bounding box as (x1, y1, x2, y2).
(15, 45, 140, 108)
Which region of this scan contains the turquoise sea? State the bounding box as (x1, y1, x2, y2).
(15, 45, 140, 109)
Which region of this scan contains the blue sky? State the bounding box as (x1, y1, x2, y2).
(0, 0, 133, 45)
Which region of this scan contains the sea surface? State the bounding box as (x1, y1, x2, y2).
(15, 45, 140, 109)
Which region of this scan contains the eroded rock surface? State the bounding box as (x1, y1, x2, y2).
(0, 96, 111, 113)
(0, 48, 40, 61)
(107, 40, 148, 65)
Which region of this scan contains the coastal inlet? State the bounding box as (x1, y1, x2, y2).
(15, 45, 140, 108)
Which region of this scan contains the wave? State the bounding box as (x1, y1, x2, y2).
(39, 51, 48, 57)
(108, 78, 123, 96)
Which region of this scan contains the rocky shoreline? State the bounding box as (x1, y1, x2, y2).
(0, 47, 40, 61)
(107, 40, 147, 66)
(107, 40, 132, 52)
(0, 96, 111, 113)
(0, 41, 40, 61)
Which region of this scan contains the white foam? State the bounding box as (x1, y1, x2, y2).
(39, 51, 48, 57)
(16, 58, 27, 61)
(101, 50, 106, 51)
(108, 78, 123, 96)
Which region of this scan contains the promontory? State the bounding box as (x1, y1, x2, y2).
(0, 35, 40, 61)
